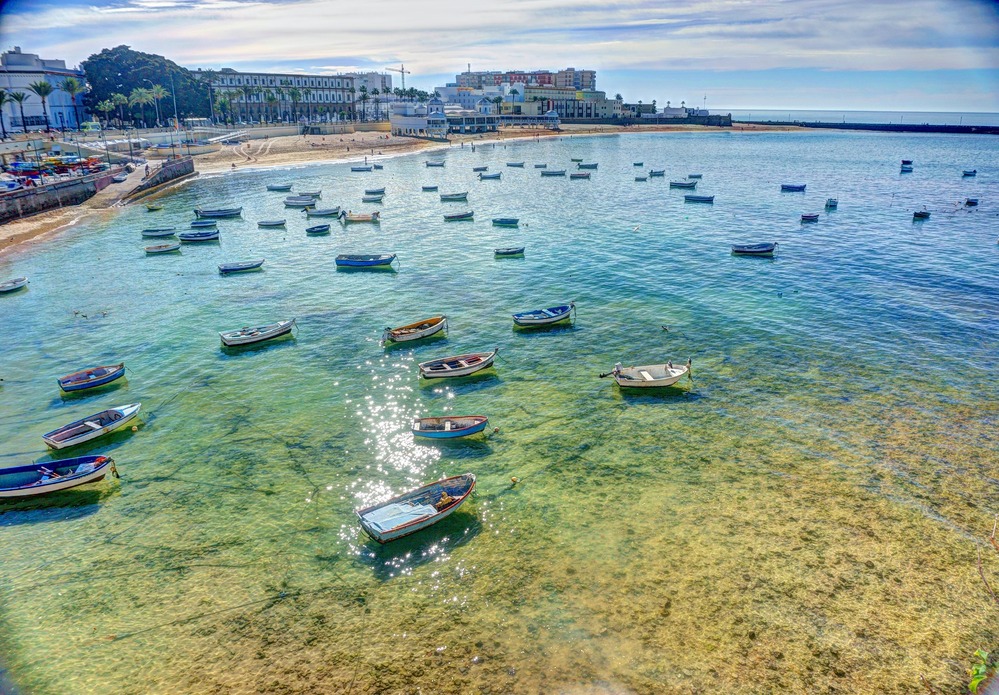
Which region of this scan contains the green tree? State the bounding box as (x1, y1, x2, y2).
(8, 92, 28, 134)
(149, 84, 168, 126)
(301, 87, 312, 121)
(95, 99, 115, 127)
(615, 93, 623, 101)
(288, 87, 301, 121)
(0, 91, 9, 139)
(239, 85, 254, 122)
(358, 86, 369, 122)
(371, 88, 381, 120)
(111, 92, 128, 127)
(27, 81, 55, 131)
(347, 87, 355, 120)
(129, 87, 154, 127)
(60, 76, 88, 130)
(265, 92, 278, 122)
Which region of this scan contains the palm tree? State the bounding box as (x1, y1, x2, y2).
(27, 81, 55, 131)
(358, 86, 368, 122)
(371, 88, 381, 121)
(111, 92, 128, 128)
(95, 99, 115, 128)
(301, 88, 312, 122)
(288, 87, 301, 121)
(128, 87, 154, 127)
(240, 85, 254, 122)
(60, 77, 87, 130)
(149, 84, 168, 127)
(265, 92, 278, 122)
(8, 91, 29, 134)
(0, 91, 9, 139)
(347, 87, 355, 119)
(273, 87, 285, 121)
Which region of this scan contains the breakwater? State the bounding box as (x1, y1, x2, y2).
(0, 171, 117, 225)
(735, 119, 999, 134)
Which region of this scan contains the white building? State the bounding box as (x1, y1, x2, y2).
(1, 46, 89, 132)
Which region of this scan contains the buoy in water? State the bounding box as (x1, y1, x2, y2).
(493, 427, 500, 433)
(131, 426, 138, 432)
(510, 477, 520, 484)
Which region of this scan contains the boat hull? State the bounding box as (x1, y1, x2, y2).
(335, 254, 396, 267)
(0, 456, 117, 498)
(220, 319, 295, 347)
(613, 362, 689, 388)
(145, 244, 181, 254)
(194, 207, 242, 218)
(383, 316, 447, 343)
(42, 403, 141, 450)
(412, 416, 489, 439)
(732, 243, 777, 256)
(219, 259, 265, 274)
(512, 303, 574, 326)
(357, 473, 476, 543)
(419, 350, 497, 379)
(58, 364, 125, 392)
(0, 277, 29, 292)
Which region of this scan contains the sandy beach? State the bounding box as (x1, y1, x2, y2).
(0, 122, 796, 259)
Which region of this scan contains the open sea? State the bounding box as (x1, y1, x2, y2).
(1, 130, 997, 694)
(725, 109, 999, 126)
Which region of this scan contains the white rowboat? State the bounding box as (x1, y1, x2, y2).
(42, 403, 141, 450)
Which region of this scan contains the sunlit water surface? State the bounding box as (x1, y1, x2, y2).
(1, 131, 997, 694)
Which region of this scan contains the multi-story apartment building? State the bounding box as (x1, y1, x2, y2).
(205, 68, 391, 122)
(554, 68, 596, 90)
(1, 46, 89, 131)
(522, 86, 621, 119)
(457, 67, 595, 90)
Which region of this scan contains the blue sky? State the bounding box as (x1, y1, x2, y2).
(2, 0, 997, 111)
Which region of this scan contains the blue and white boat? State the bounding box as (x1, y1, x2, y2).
(335, 253, 396, 268)
(141, 227, 176, 237)
(351, 166, 372, 172)
(541, 169, 566, 176)
(306, 224, 331, 235)
(297, 191, 322, 199)
(266, 183, 292, 191)
(479, 172, 501, 180)
(145, 243, 181, 254)
(0, 455, 119, 499)
(418, 350, 497, 379)
(0, 276, 28, 293)
(963, 169, 977, 177)
(220, 319, 296, 347)
(190, 219, 218, 228)
(440, 192, 468, 201)
(42, 403, 141, 450)
(219, 259, 264, 274)
(284, 198, 317, 208)
(305, 207, 341, 217)
(258, 219, 287, 227)
(422, 185, 439, 191)
(669, 180, 696, 189)
(492, 218, 519, 227)
(412, 416, 489, 440)
(444, 211, 473, 221)
(495, 247, 525, 257)
(472, 166, 488, 172)
(731, 242, 778, 257)
(178, 230, 220, 242)
(356, 473, 476, 543)
(425, 161, 445, 167)
(684, 195, 714, 203)
(687, 173, 703, 179)
(362, 195, 383, 203)
(506, 162, 525, 168)
(512, 302, 574, 326)
(577, 163, 598, 170)
(364, 187, 385, 195)
(780, 184, 806, 192)
(194, 206, 242, 218)
(649, 170, 665, 177)
(57, 363, 125, 392)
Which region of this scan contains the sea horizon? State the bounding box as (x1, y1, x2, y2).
(717, 109, 999, 127)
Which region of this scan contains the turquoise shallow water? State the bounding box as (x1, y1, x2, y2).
(1, 131, 998, 693)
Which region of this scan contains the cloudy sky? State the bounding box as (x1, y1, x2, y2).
(2, 0, 997, 111)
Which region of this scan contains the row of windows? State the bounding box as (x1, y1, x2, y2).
(218, 89, 354, 103)
(221, 76, 354, 89)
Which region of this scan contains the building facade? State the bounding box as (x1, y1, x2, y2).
(522, 87, 622, 119)
(1, 46, 89, 132)
(456, 67, 595, 90)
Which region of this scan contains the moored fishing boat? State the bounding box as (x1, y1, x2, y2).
(649, 170, 665, 177)
(635, 177, 647, 182)
(339, 211, 381, 223)
(901, 159, 913, 165)
(194, 206, 242, 218)
(684, 195, 714, 203)
(57, 363, 125, 392)
(356, 473, 476, 543)
(570, 158, 583, 162)
(145, 243, 181, 254)
(606, 358, 691, 389)
(219, 319, 295, 347)
(42, 403, 141, 450)
(422, 185, 438, 191)
(825, 198, 838, 209)
(913, 210, 931, 220)
(351, 166, 373, 172)
(297, 191, 322, 199)
(512, 302, 575, 326)
(440, 191, 468, 201)
(425, 161, 445, 167)
(633, 162, 644, 166)
(473, 166, 488, 172)
(541, 169, 566, 176)
(284, 198, 317, 207)
(506, 162, 525, 168)
(534, 164, 547, 169)
(178, 230, 220, 242)
(266, 183, 292, 191)
(801, 213, 820, 222)
(492, 218, 519, 227)
(335, 253, 397, 268)
(219, 259, 264, 274)
(364, 187, 385, 195)
(305, 207, 342, 217)
(577, 163, 598, 169)
(258, 219, 287, 227)
(0, 455, 119, 499)
(412, 416, 489, 440)
(731, 242, 778, 257)
(570, 172, 590, 179)
(669, 180, 696, 188)
(190, 219, 218, 228)
(373, 164, 384, 170)
(965, 198, 979, 207)
(495, 247, 525, 257)
(362, 195, 383, 203)
(0, 277, 29, 293)
(479, 172, 501, 180)
(418, 349, 497, 379)
(963, 169, 977, 177)
(780, 184, 806, 192)
(444, 211, 473, 221)
(900, 164, 913, 172)
(141, 227, 176, 237)
(306, 224, 331, 235)
(688, 173, 703, 179)
(382, 315, 447, 344)
(145, 203, 163, 211)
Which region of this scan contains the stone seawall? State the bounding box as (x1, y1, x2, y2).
(0, 172, 117, 225)
(128, 157, 195, 197)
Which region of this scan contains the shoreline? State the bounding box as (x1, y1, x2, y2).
(0, 122, 796, 261)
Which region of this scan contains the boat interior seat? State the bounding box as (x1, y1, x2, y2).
(84, 421, 103, 430)
(639, 370, 656, 381)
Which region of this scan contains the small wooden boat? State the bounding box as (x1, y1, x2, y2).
(635, 177, 647, 182)
(284, 198, 317, 207)
(42, 403, 141, 450)
(440, 192, 468, 201)
(373, 164, 384, 170)
(419, 349, 497, 379)
(362, 195, 384, 203)
(444, 211, 474, 221)
(900, 164, 913, 172)
(0, 455, 119, 499)
(801, 213, 820, 222)
(577, 163, 598, 170)
(335, 253, 396, 268)
(492, 218, 519, 227)
(0, 277, 28, 293)
(541, 170, 566, 176)
(351, 166, 373, 172)
(670, 180, 696, 188)
(780, 184, 806, 192)
(258, 219, 286, 227)
(305, 207, 341, 217)
(382, 315, 447, 344)
(194, 207, 242, 218)
(145, 203, 163, 211)
(339, 211, 381, 223)
(649, 170, 665, 177)
(534, 164, 547, 169)
(570, 172, 590, 180)
(412, 416, 488, 440)
(495, 247, 525, 257)
(965, 198, 979, 206)
(913, 210, 931, 220)
(963, 169, 977, 177)
(145, 243, 180, 254)
(901, 159, 913, 165)
(570, 158, 583, 162)
(825, 198, 838, 209)
(684, 195, 714, 203)
(633, 162, 644, 167)
(608, 359, 691, 389)
(356, 473, 476, 543)
(266, 183, 293, 191)
(512, 302, 574, 326)
(473, 166, 488, 172)
(178, 230, 220, 242)
(57, 363, 125, 392)
(220, 319, 295, 347)
(688, 173, 703, 179)
(141, 228, 176, 237)
(425, 161, 445, 167)
(306, 224, 331, 235)
(479, 172, 501, 180)
(297, 191, 322, 199)
(219, 259, 264, 274)
(190, 219, 218, 228)
(731, 242, 777, 256)
(364, 187, 385, 195)
(506, 162, 525, 168)
(422, 185, 439, 191)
